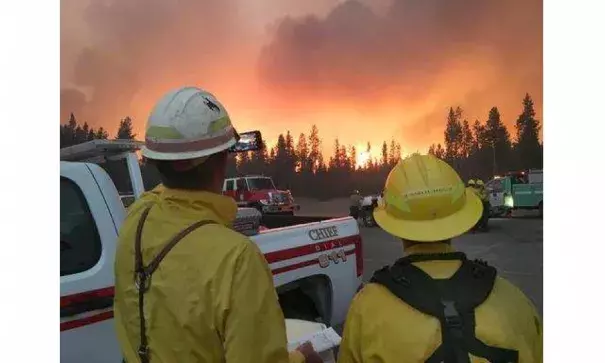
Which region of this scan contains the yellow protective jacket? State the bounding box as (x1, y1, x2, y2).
(478, 186, 489, 202)
(469, 186, 489, 202)
(338, 243, 542, 363)
(114, 185, 305, 363)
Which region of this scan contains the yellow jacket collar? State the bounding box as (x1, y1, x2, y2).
(156, 185, 238, 225)
(404, 242, 455, 256)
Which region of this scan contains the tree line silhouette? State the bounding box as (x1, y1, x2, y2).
(60, 93, 542, 200)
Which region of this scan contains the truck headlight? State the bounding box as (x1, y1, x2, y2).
(504, 195, 514, 207)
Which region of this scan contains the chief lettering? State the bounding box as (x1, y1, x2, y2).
(308, 226, 339, 241)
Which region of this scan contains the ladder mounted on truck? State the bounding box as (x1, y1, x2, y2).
(60, 139, 146, 199)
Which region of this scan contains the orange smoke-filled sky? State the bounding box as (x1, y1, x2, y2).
(61, 0, 542, 158)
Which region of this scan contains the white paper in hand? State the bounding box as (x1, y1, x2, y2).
(287, 327, 342, 353)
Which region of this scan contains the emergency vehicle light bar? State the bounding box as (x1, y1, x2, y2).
(60, 139, 144, 162)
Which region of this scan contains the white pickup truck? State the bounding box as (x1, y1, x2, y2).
(60, 140, 363, 363)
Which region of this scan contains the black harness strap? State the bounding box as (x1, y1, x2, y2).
(134, 206, 217, 363)
(371, 252, 519, 363)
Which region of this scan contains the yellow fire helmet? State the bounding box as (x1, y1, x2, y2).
(467, 179, 476, 187)
(476, 179, 485, 186)
(373, 154, 482, 242)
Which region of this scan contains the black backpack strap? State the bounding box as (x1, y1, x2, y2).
(134, 206, 217, 363)
(399, 251, 468, 264)
(372, 256, 469, 363)
(371, 253, 519, 363)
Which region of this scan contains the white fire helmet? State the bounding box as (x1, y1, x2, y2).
(141, 87, 237, 161)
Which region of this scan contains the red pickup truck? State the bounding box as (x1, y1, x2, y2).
(223, 175, 300, 215)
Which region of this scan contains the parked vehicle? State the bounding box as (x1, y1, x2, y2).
(223, 175, 301, 215)
(359, 194, 382, 227)
(60, 139, 363, 363)
(485, 169, 543, 217)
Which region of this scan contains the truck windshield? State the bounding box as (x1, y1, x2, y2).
(247, 177, 275, 190)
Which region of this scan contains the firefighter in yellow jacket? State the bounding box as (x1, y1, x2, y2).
(338, 154, 542, 363)
(466, 179, 488, 232)
(114, 87, 321, 363)
(475, 179, 490, 231)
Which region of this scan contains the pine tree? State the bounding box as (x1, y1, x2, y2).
(87, 127, 95, 141)
(67, 113, 77, 134)
(460, 120, 473, 158)
(60, 113, 79, 148)
(259, 138, 269, 165)
(75, 124, 86, 144)
(308, 124, 322, 173)
(285, 131, 295, 157)
(284, 131, 297, 173)
(381, 141, 388, 167)
(275, 134, 288, 160)
(269, 147, 276, 160)
(116, 116, 136, 139)
(485, 107, 513, 174)
(472, 120, 485, 150)
(340, 145, 349, 170)
(273, 134, 289, 187)
(296, 133, 308, 162)
(444, 107, 463, 164)
(317, 152, 326, 171)
(330, 138, 342, 169)
(95, 127, 109, 140)
(514, 93, 542, 169)
(349, 145, 357, 170)
(388, 139, 397, 165)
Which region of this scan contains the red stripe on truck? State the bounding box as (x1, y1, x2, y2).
(264, 235, 360, 263)
(60, 286, 114, 307)
(265, 234, 363, 277)
(61, 311, 114, 331)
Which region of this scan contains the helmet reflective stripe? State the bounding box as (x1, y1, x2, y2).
(145, 124, 235, 153)
(373, 154, 482, 242)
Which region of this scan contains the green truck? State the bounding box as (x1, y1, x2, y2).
(485, 169, 543, 218)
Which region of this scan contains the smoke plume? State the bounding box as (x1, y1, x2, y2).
(258, 0, 542, 147)
(61, 0, 542, 151)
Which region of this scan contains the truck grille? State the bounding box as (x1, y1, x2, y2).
(272, 192, 289, 204)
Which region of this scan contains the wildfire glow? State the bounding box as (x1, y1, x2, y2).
(356, 151, 371, 169)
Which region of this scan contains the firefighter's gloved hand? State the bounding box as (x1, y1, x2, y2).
(296, 341, 324, 363)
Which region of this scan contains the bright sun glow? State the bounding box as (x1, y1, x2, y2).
(356, 151, 371, 169)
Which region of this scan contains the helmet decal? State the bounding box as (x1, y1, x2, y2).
(204, 97, 221, 113)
